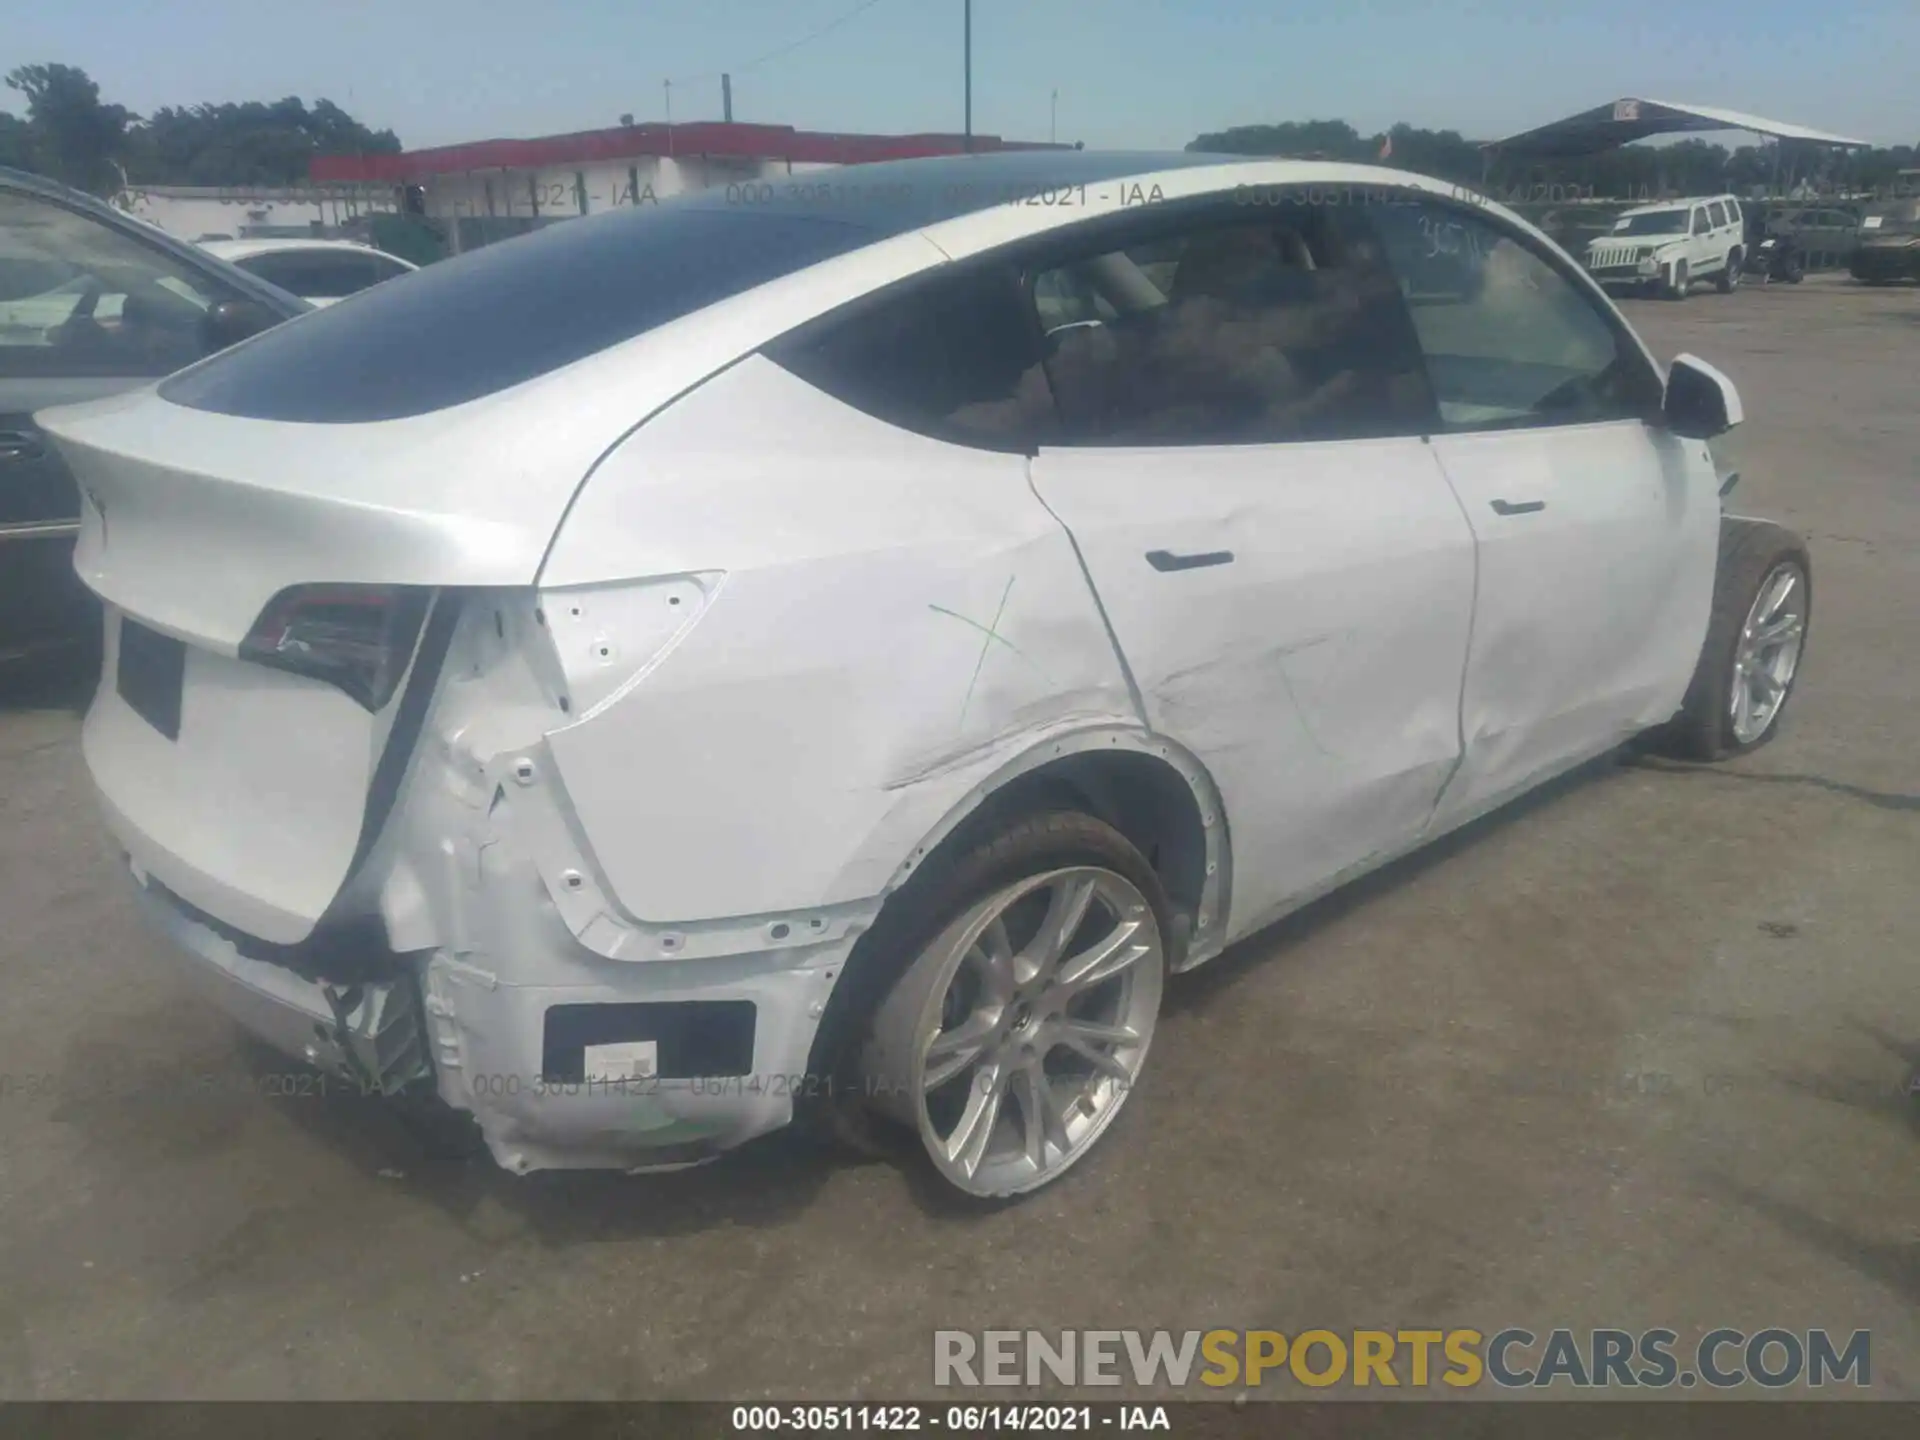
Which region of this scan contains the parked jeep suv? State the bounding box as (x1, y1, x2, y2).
(1585, 195, 1745, 299)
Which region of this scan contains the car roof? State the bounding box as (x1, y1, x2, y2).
(668, 149, 1233, 237)
(201, 237, 410, 262)
(154, 152, 1574, 431)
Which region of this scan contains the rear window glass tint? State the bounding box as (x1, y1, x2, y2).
(160, 205, 878, 423)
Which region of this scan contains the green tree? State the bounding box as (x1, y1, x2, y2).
(1, 62, 401, 193)
(3, 62, 133, 194)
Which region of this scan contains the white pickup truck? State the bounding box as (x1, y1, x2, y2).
(1585, 195, 1746, 299)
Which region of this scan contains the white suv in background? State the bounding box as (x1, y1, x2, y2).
(1585, 195, 1746, 299)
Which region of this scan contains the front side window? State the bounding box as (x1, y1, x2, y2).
(1019, 202, 1437, 446)
(1691, 208, 1710, 236)
(1367, 198, 1661, 431)
(0, 190, 247, 379)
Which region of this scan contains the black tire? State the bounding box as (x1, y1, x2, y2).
(1665, 259, 1690, 300)
(1649, 518, 1812, 761)
(1717, 249, 1741, 292)
(811, 808, 1172, 1195)
(1785, 257, 1805, 283)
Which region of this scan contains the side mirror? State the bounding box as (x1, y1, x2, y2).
(1663, 353, 1743, 440)
(199, 297, 281, 354)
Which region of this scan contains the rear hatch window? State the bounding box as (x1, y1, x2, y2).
(159, 205, 880, 424)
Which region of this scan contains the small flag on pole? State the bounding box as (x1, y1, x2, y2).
(1378, 133, 1393, 160)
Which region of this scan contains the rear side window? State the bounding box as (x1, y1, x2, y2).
(766, 264, 1047, 452)
(162, 205, 878, 423)
(239, 250, 383, 299)
(1707, 202, 1728, 228)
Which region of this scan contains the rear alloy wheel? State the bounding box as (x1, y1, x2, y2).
(1717, 249, 1741, 292)
(1650, 518, 1811, 760)
(858, 815, 1167, 1199)
(1665, 259, 1691, 300)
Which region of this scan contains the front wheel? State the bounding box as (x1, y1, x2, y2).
(1650, 519, 1811, 761)
(855, 812, 1169, 1200)
(1665, 259, 1691, 300)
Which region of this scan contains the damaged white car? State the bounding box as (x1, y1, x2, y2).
(39, 153, 1810, 1199)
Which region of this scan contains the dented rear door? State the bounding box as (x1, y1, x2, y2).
(1029, 437, 1476, 937)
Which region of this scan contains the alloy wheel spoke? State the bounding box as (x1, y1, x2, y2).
(1051, 1016, 1141, 1050)
(1730, 665, 1755, 737)
(973, 915, 1019, 1003)
(924, 1010, 999, 1092)
(1053, 919, 1148, 994)
(1757, 570, 1798, 624)
(1753, 613, 1803, 647)
(1055, 1028, 1135, 1081)
(942, 1062, 1007, 1177)
(1012, 1060, 1071, 1166)
(1017, 875, 1097, 986)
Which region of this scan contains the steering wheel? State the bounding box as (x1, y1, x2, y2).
(46, 281, 112, 352)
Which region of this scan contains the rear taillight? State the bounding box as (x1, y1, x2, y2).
(239, 584, 432, 711)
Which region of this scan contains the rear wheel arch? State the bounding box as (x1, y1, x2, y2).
(802, 730, 1231, 1098)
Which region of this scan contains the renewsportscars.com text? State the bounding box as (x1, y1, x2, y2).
(933, 1328, 1870, 1390)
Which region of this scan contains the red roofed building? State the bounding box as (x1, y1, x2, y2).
(311, 120, 1071, 246)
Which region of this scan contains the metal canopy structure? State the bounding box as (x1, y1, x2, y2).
(1487, 97, 1871, 158)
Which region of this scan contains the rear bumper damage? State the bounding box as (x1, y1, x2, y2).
(110, 590, 873, 1174)
(128, 849, 858, 1174)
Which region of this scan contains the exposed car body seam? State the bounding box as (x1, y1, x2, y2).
(1024, 459, 1150, 728)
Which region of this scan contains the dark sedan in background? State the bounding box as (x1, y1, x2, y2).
(1, 167, 306, 668)
(1851, 197, 1920, 283)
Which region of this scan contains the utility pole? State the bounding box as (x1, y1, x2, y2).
(1050, 89, 1057, 145)
(722, 73, 733, 123)
(663, 79, 673, 126)
(963, 0, 972, 151)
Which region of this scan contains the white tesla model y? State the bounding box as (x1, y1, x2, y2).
(37, 152, 1810, 1199)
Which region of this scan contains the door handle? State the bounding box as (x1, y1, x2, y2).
(0, 429, 47, 464)
(1145, 549, 1235, 572)
(1490, 498, 1546, 516)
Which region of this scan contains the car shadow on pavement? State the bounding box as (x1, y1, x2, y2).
(1697, 1171, 1920, 1311)
(235, 754, 1636, 1235)
(237, 1047, 856, 1243)
(1623, 753, 1920, 812)
(76, 746, 1628, 1241)
(0, 648, 97, 716)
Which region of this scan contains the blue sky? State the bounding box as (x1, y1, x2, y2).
(9, 0, 1916, 150)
